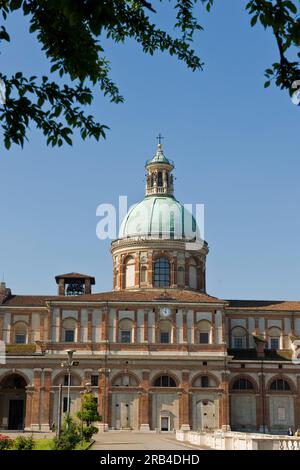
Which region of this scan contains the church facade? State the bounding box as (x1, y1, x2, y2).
(0, 144, 300, 434)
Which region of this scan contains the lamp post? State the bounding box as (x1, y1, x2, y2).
(60, 349, 79, 426)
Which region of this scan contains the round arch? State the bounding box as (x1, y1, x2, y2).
(151, 371, 180, 388)
(266, 375, 296, 393)
(110, 372, 141, 387)
(52, 370, 83, 386)
(191, 372, 220, 388)
(229, 374, 258, 392)
(0, 370, 30, 387)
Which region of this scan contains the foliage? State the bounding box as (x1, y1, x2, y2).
(0, 1, 299, 150)
(82, 425, 98, 441)
(77, 393, 101, 426)
(6, 343, 36, 354)
(13, 434, 35, 450)
(0, 434, 13, 450)
(52, 415, 81, 450)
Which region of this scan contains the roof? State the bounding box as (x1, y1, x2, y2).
(119, 195, 200, 240)
(146, 144, 173, 166)
(227, 299, 300, 312)
(0, 289, 225, 307)
(55, 273, 95, 284)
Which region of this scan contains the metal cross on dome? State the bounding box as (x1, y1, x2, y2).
(156, 133, 164, 145)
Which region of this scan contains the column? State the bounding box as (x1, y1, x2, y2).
(24, 387, 34, 431)
(256, 372, 268, 432)
(41, 369, 52, 431)
(179, 371, 190, 431)
(139, 371, 150, 431)
(144, 311, 148, 342)
(133, 310, 137, 343)
(101, 306, 108, 341)
(87, 309, 93, 342)
(220, 371, 231, 431)
(31, 369, 42, 431)
(182, 310, 187, 343)
(98, 370, 109, 431)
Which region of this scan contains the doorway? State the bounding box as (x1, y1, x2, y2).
(160, 416, 169, 431)
(8, 399, 24, 430)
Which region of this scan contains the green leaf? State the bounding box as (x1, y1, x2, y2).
(264, 81, 271, 88)
(251, 15, 258, 27)
(10, 0, 23, 12)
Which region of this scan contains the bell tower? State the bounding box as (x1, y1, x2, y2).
(145, 137, 174, 197)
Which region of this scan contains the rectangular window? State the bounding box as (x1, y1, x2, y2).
(65, 330, 75, 342)
(234, 337, 243, 349)
(201, 376, 209, 387)
(63, 397, 68, 413)
(199, 332, 209, 344)
(160, 332, 170, 344)
(64, 375, 72, 386)
(15, 334, 26, 344)
(91, 375, 99, 387)
(270, 338, 279, 350)
(120, 330, 131, 343)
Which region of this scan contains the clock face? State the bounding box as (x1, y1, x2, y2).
(160, 307, 172, 318)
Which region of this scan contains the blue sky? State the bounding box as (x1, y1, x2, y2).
(0, 1, 299, 300)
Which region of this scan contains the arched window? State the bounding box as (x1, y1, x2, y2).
(157, 172, 163, 187)
(270, 379, 290, 391)
(268, 327, 281, 350)
(125, 256, 135, 288)
(231, 326, 247, 349)
(159, 320, 172, 344)
(53, 372, 81, 386)
(62, 318, 77, 342)
(154, 257, 170, 287)
(177, 266, 185, 287)
(193, 375, 217, 388)
(140, 265, 147, 284)
(189, 258, 197, 289)
(197, 320, 211, 344)
(119, 318, 133, 343)
(232, 378, 254, 390)
(154, 375, 176, 387)
(14, 322, 28, 344)
(112, 374, 139, 387)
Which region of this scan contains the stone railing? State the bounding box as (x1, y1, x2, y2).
(176, 430, 300, 451)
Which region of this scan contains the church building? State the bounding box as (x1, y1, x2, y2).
(0, 143, 300, 434)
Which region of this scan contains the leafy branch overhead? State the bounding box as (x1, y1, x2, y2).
(0, 0, 299, 150)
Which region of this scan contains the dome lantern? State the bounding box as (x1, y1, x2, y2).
(145, 142, 174, 197)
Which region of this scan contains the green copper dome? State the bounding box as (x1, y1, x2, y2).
(119, 195, 199, 240)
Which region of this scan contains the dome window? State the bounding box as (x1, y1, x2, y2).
(154, 257, 170, 288)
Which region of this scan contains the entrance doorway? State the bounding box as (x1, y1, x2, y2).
(0, 374, 27, 430)
(8, 400, 24, 430)
(160, 416, 170, 431)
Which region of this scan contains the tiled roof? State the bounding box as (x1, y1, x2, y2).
(227, 299, 300, 312)
(55, 272, 95, 284)
(1, 289, 225, 307)
(1, 295, 57, 307)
